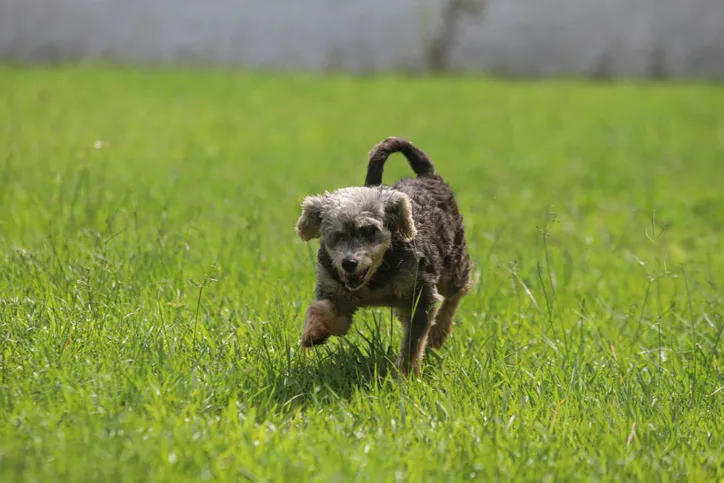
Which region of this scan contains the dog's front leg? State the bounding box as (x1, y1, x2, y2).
(300, 300, 354, 347)
(395, 288, 439, 376)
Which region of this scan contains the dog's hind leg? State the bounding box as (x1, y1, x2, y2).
(427, 292, 463, 350)
(429, 255, 472, 350)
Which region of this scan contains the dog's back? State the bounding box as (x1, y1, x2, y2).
(365, 137, 472, 298)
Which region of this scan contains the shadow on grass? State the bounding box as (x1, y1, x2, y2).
(255, 313, 406, 412)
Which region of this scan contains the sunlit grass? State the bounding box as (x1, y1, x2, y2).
(1, 65, 723, 481)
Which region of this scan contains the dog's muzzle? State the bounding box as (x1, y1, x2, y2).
(344, 268, 369, 291)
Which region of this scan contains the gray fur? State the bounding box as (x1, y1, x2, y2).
(296, 137, 472, 376)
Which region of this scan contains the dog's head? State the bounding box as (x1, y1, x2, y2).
(296, 187, 417, 291)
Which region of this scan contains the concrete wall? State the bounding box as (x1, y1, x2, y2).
(1, 0, 723, 78)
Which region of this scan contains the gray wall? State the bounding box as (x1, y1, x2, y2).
(1, 0, 723, 78)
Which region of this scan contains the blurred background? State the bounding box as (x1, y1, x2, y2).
(1, 0, 723, 78)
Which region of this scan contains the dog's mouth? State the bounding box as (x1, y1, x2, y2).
(344, 268, 369, 291)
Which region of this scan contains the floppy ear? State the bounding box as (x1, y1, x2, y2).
(384, 191, 417, 241)
(295, 195, 327, 241)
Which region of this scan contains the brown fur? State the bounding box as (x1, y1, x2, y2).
(301, 300, 353, 347)
(296, 137, 472, 376)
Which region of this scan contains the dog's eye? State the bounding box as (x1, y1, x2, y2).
(359, 225, 378, 239)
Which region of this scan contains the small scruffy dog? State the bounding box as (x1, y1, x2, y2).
(295, 137, 472, 375)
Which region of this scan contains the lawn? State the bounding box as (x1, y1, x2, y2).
(1, 64, 723, 482)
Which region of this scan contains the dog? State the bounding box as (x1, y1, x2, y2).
(295, 137, 472, 376)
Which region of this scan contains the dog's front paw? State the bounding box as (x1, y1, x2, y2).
(300, 300, 351, 347)
(394, 352, 422, 379)
(301, 313, 331, 348)
(301, 331, 330, 347)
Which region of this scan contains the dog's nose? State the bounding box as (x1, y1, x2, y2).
(341, 258, 358, 273)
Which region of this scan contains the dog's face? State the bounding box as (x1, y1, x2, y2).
(296, 187, 417, 291)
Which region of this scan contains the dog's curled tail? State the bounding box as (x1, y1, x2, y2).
(365, 137, 436, 186)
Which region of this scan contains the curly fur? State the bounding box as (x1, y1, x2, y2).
(296, 136, 472, 376)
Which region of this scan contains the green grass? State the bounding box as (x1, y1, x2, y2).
(1, 64, 723, 482)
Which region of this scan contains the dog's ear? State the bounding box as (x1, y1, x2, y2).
(296, 195, 327, 241)
(384, 191, 417, 241)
